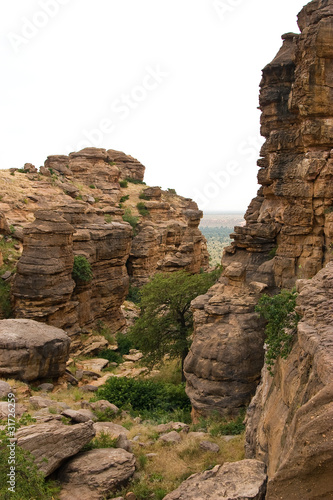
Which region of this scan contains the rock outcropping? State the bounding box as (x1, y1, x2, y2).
(184, 0, 333, 418)
(0, 319, 70, 381)
(245, 262, 333, 500)
(0, 147, 208, 335)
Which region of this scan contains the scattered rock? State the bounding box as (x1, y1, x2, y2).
(0, 380, 12, 398)
(37, 383, 54, 392)
(1, 271, 11, 280)
(80, 384, 99, 393)
(117, 433, 133, 452)
(90, 400, 119, 414)
(156, 422, 189, 433)
(58, 448, 136, 499)
(123, 352, 143, 362)
(61, 408, 97, 423)
(159, 431, 181, 444)
(78, 358, 109, 372)
(17, 420, 96, 476)
(163, 459, 267, 500)
(199, 441, 220, 453)
(0, 401, 27, 419)
(0, 319, 70, 382)
(29, 396, 69, 413)
(93, 422, 130, 439)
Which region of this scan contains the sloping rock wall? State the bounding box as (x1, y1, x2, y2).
(184, 0, 333, 417)
(245, 262, 333, 500)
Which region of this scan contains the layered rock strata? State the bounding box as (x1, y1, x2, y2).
(3, 147, 208, 334)
(245, 262, 333, 500)
(184, 0, 333, 417)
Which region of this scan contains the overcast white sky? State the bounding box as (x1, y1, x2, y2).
(1, 0, 307, 212)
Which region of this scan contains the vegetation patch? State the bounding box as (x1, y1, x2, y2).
(72, 255, 93, 283)
(137, 202, 150, 217)
(125, 177, 146, 185)
(255, 288, 300, 374)
(119, 180, 128, 188)
(127, 285, 141, 304)
(122, 208, 139, 230)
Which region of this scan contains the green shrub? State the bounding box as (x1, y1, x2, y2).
(268, 246, 277, 259)
(137, 202, 149, 217)
(120, 195, 129, 203)
(126, 285, 141, 304)
(167, 188, 177, 195)
(139, 192, 149, 200)
(122, 208, 139, 229)
(255, 288, 300, 374)
(72, 255, 93, 283)
(125, 177, 146, 185)
(82, 431, 117, 451)
(209, 410, 246, 436)
(96, 377, 191, 418)
(116, 332, 133, 355)
(98, 349, 122, 364)
(89, 184, 96, 189)
(119, 180, 128, 188)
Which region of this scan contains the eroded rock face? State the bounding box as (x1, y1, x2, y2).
(5, 147, 208, 335)
(58, 448, 136, 500)
(245, 262, 333, 500)
(184, 0, 333, 417)
(17, 420, 95, 476)
(0, 319, 70, 381)
(163, 459, 267, 500)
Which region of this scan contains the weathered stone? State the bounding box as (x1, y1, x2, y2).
(78, 358, 109, 372)
(90, 400, 119, 414)
(199, 441, 220, 453)
(0, 380, 12, 398)
(58, 448, 136, 499)
(61, 408, 97, 423)
(159, 431, 181, 444)
(0, 212, 11, 235)
(0, 319, 70, 382)
(164, 459, 267, 500)
(0, 401, 27, 419)
(246, 262, 333, 500)
(16, 420, 95, 476)
(116, 433, 133, 452)
(93, 422, 130, 439)
(37, 383, 54, 392)
(29, 396, 69, 412)
(184, 0, 333, 417)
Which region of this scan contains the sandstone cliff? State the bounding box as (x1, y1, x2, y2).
(184, 0, 333, 418)
(246, 262, 333, 500)
(0, 148, 208, 335)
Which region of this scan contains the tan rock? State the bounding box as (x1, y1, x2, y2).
(0, 319, 70, 382)
(17, 420, 95, 476)
(93, 422, 130, 439)
(163, 460, 267, 500)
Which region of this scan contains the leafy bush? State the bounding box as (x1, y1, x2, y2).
(167, 188, 177, 195)
(139, 192, 149, 200)
(116, 332, 133, 355)
(137, 202, 149, 217)
(96, 377, 191, 417)
(209, 411, 246, 436)
(89, 184, 96, 189)
(122, 208, 139, 229)
(127, 285, 141, 304)
(98, 348, 122, 364)
(125, 177, 146, 185)
(120, 195, 130, 203)
(72, 255, 93, 283)
(119, 180, 128, 188)
(255, 288, 300, 374)
(82, 431, 117, 451)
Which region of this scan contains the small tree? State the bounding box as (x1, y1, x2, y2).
(129, 268, 221, 380)
(72, 255, 93, 283)
(255, 288, 300, 375)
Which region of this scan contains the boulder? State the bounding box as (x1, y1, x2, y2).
(0, 401, 27, 419)
(61, 408, 97, 423)
(163, 459, 267, 500)
(90, 400, 119, 414)
(159, 431, 181, 444)
(58, 448, 136, 499)
(0, 380, 12, 398)
(0, 319, 70, 382)
(93, 422, 129, 439)
(16, 420, 95, 476)
(199, 441, 220, 453)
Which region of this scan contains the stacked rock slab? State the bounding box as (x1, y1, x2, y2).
(245, 262, 333, 499)
(12, 205, 132, 336)
(184, 0, 333, 417)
